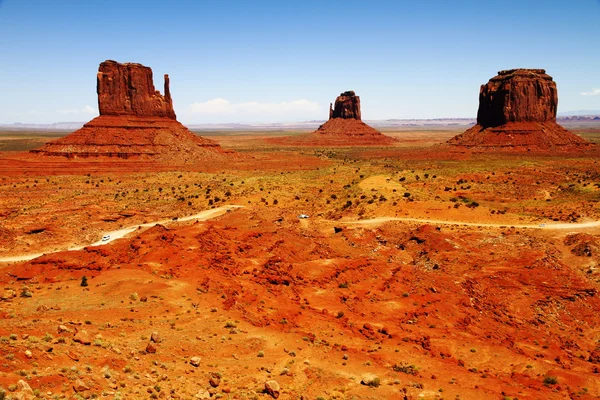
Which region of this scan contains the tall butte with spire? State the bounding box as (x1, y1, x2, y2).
(32, 60, 233, 161)
(447, 69, 591, 151)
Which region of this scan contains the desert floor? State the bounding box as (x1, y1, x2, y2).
(1, 127, 600, 399)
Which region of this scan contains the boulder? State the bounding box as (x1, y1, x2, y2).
(145, 342, 157, 354)
(73, 378, 90, 392)
(190, 356, 201, 367)
(264, 380, 280, 398)
(73, 329, 91, 345)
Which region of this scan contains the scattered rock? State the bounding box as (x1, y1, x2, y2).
(150, 331, 162, 343)
(66, 350, 80, 361)
(361, 373, 381, 387)
(1, 289, 16, 300)
(209, 374, 220, 387)
(73, 379, 90, 393)
(15, 380, 34, 400)
(58, 325, 71, 334)
(589, 346, 600, 364)
(145, 342, 157, 354)
(24, 350, 32, 359)
(73, 329, 91, 345)
(195, 388, 211, 399)
(190, 356, 201, 367)
(36, 304, 49, 311)
(264, 380, 280, 398)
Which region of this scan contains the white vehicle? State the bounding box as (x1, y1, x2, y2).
(101, 235, 111, 242)
(539, 224, 546, 228)
(298, 214, 309, 219)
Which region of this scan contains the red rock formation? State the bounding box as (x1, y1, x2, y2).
(270, 91, 395, 146)
(448, 69, 591, 151)
(97, 60, 176, 119)
(331, 91, 362, 120)
(32, 60, 234, 161)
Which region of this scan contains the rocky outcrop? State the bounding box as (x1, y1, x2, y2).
(97, 60, 176, 119)
(448, 69, 591, 151)
(477, 69, 557, 127)
(330, 91, 362, 120)
(270, 91, 394, 146)
(32, 60, 234, 161)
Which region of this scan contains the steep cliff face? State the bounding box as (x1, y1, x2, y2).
(32, 61, 234, 161)
(330, 91, 362, 120)
(448, 69, 591, 151)
(97, 60, 176, 119)
(477, 69, 557, 127)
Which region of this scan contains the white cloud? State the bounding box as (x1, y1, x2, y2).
(580, 88, 600, 96)
(57, 105, 98, 115)
(188, 98, 319, 115)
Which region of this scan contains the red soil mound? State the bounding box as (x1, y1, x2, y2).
(447, 121, 591, 151)
(30, 115, 231, 161)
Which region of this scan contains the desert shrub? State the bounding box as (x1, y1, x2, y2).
(543, 376, 558, 385)
(392, 363, 419, 375)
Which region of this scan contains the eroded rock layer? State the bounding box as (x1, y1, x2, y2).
(448, 69, 591, 151)
(97, 60, 176, 119)
(32, 60, 232, 161)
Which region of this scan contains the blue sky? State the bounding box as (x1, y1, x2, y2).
(1, 0, 599, 124)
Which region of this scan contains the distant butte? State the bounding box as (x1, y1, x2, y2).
(31, 60, 233, 161)
(269, 91, 396, 146)
(311, 91, 395, 144)
(447, 69, 591, 151)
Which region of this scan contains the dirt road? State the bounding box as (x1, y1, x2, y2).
(0, 205, 243, 263)
(341, 216, 600, 230)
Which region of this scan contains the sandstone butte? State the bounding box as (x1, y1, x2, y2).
(31, 60, 234, 161)
(447, 69, 592, 151)
(271, 91, 396, 146)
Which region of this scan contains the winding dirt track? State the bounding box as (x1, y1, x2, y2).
(3, 208, 598, 263)
(0, 205, 243, 263)
(341, 216, 600, 230)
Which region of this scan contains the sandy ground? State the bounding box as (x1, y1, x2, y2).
(1, 132, 600, 399)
